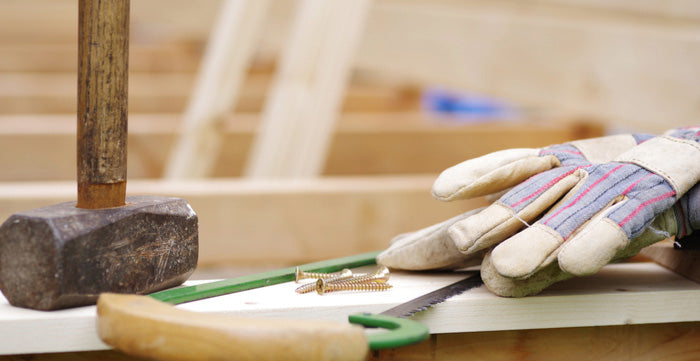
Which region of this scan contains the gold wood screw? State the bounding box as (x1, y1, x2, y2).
(295, 269, 354, 294)
(316, 278, 393, 295)
(295, 267, 353, 283)
(342, 266, 390, 284)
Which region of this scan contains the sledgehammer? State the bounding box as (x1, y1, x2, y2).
(0, 0, 198, 310)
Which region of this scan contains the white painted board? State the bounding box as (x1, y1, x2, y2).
(0, 262, 699, 355)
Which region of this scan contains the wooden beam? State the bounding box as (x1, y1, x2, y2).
(0, 176, 487, 267)
(244, 0, 372, 178)
(4, 0, 698, 46)
(5, 1, 697, 132)
(0, 72, 420, 114)
(0, 43, 201, 73)
(0, 0, 221, 44)
(369, 322, 700, 361)
(3, 321, 699, 361)
(165, 0, 270, 179)
(640, 242, 700, 284)
(352, 0, 700, 133)
(0, 114, 603, 181)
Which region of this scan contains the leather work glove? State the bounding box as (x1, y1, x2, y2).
(481, 182, 700, 297)
(377, 133, 649, 270)
(457, 126, 700, 280)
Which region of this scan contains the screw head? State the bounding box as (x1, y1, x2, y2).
(374, 266, 390, 282)
(295, 267, 303, 283)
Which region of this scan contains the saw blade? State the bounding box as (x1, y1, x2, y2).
(379, 272, 483, 318)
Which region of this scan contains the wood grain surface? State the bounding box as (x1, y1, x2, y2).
(76, 0, 129, 208)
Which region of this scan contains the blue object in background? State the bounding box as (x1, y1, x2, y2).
(422, 87, 519, 122)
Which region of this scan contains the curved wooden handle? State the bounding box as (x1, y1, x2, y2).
(96, 293, 369, 361)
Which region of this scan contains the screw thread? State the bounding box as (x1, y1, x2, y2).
(341, 273, 390, 285)
(295, 270, 353, 294)
(316, 279, 393, 295)
(295, 267, 353, 283)
(340, 265, 390, 284)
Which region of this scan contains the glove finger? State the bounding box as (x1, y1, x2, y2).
(491, 189, 628, 279)
(556, 164, 677, 275)
(449, 167, 584, 255)
(499, 162, 673, 278)
(556, 204, 629, 276)
(432, 134, 643, 203)
(483, 207, 676, 298)
(377, 208, 485, 270)
(490, 223, 565, 278)
(558, 203, 677, 276)
(431, 148, 558, 201)
(481, 250, 574, 298)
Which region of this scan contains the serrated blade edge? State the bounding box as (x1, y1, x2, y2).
(379, 272, 483, 318)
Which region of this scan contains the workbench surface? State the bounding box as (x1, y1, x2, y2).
(1, 262, 699, 355)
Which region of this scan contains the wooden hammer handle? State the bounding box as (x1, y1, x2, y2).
(77, 0, 130, 209)
(97, 293, 369, 361)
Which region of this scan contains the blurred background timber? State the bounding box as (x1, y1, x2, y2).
(0, 0, 697, 274)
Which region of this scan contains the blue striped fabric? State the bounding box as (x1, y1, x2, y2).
(497, 126, 700, 244)
(537, 144, 590, 167)
(537, 133, 655, 167)
(500, 162, 675, 242)
(667, 127, 700, 142)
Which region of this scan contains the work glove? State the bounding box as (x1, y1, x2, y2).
(482, 181, 700, 297)
(377, 133, 648, 270)
(460, 126, 700, 280)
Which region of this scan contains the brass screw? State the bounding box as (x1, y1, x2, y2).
(316, 278, 393, 295)
(341, 266, 390, 284)
(295, 267, 353, 283)
(295, 269, 353, 294)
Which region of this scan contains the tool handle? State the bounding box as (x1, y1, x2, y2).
(77, 0, 129, 209)
(97, 293, 369, 361)
(348, 313, 429, 350)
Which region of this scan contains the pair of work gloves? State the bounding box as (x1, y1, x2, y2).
(377, 126, 700, 297)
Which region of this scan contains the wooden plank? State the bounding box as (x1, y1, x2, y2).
(165, 0, 270, 179)
(352, 0, 700, 133)
(0, 262, 698, 355)
(640, 242, 700, 283)
(0, 0, 221, 44)
(244, 0, 372, 178)
(4, 321, 700, 361)
(0, 176, 487, 267)
(370, 322, 700, 361)
(0, 72, 420, 114)
(0, 114, 602, 180)
(0, 43, 202, 73)
(5, 1, 697, 132)
(0, 73, 192, 114)
(3, 0, 699, 45)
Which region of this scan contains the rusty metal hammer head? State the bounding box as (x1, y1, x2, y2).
(0, 196, 198, 310)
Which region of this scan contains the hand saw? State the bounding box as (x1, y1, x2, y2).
(96, 251, 483, 361)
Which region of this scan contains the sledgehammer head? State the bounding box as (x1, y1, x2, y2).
(0, 195, 198, 310)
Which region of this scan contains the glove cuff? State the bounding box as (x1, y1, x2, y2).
(615, 135, 700, 196)
(567, 134, 640, 164)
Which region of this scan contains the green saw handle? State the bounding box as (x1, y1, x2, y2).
(349, 313, 430, 350)
(97, 293, 428, 361)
